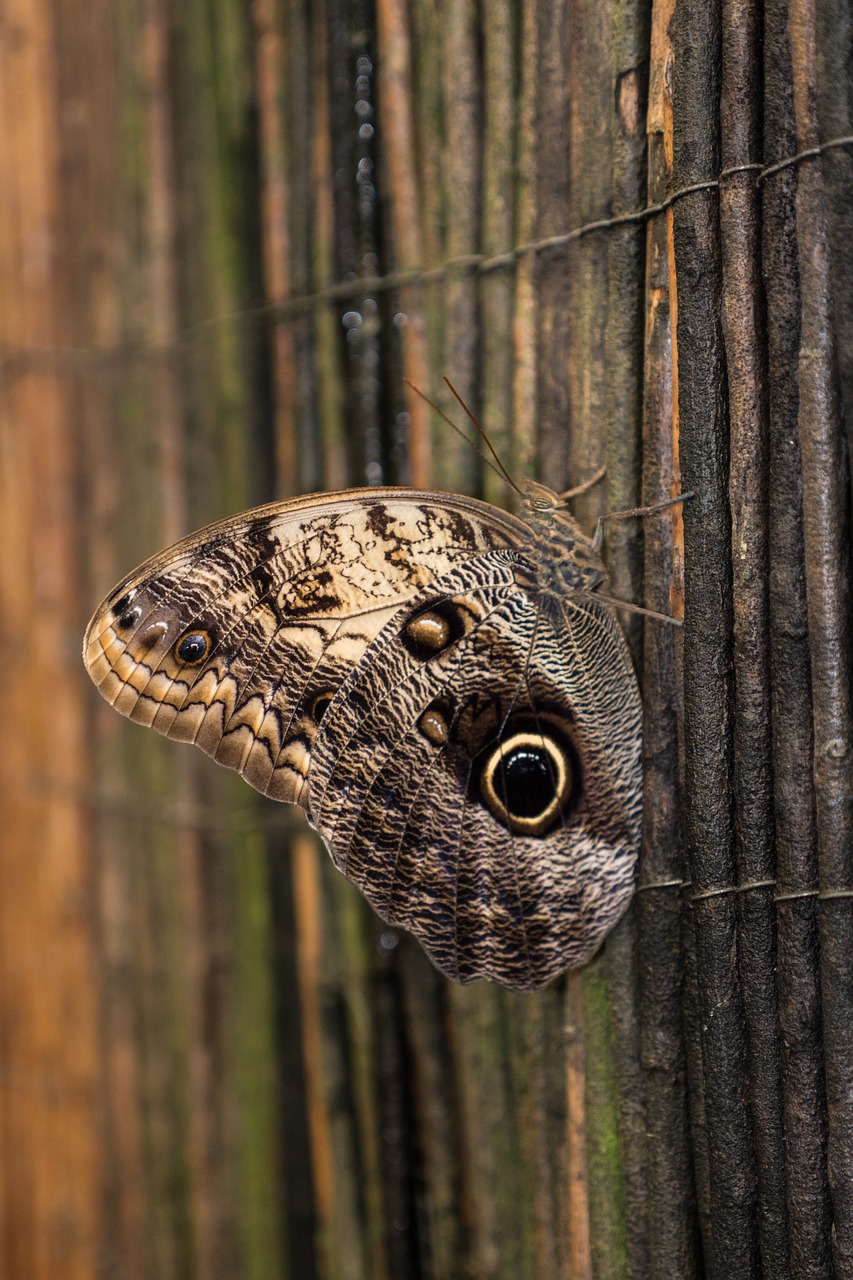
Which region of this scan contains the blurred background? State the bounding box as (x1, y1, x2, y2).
(1, 0, 852, 1277)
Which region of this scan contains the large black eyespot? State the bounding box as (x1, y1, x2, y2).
(479, 730, 576, 836)
(175, 630, 211, 666)
(493, 748, 555, 816)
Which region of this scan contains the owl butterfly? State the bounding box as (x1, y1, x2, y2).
(84, 453, 682, 991)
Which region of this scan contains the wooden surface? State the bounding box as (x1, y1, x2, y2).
(0, 0, 851, 1276)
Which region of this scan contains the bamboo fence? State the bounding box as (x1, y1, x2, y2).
(0, 0, 851, 1277)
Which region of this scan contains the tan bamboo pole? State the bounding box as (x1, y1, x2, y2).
(480, 0, 516, 506)
(0, 0, 104, 1275)
(511, 0, 539, 487)
(375, 0, 431, 489)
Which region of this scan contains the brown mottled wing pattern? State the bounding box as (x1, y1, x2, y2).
(308, 558, 641, 990)
(84, 485, 642, 991)
(84, 489, 525, 809)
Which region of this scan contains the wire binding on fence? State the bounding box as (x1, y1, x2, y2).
(637, 879, 853, 901)
(1, 134, 852, 369)
(37, 761, 853, 896)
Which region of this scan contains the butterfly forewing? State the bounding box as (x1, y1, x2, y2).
(83, 485, 642, 990)
(84, 490, 525, 808)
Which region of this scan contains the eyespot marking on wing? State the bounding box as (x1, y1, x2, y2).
(477, 723, 579, 837)
(401, 598, 475, 659)
(175, 629, 215, 666)
(310, 691, 335, 724)
(117, 608, 141, 631)
(134, 621, 169, 653)
(418, 703, 451, 746)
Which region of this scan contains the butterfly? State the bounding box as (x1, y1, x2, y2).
(83, 476, 675, 991)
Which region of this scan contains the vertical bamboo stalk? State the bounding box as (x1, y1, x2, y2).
(813, 0, 853, 453)
(788, 0, 853, 1270)
(534, 0, 571, 485)
(480, 0, 515, 504)
(565, 0, 613, 520)
(671, 0, 760, 1271)
(719, 0, 789, 1272)
(311, 0, 347, 491)
(565, 974, 593, 1280)
(637, 2, 700, 1275)
(280, 0, 322, 493)
(762, 0, 832, 1270)
(511, 0, 539, 486)
(435, 0, 481, 495)
(375, 0, 431, 487)
(409, 0, 447, 469)
(254, 0, 297, 490)
(0, 0, 105, 1274)
(601, 4, 653, 1272)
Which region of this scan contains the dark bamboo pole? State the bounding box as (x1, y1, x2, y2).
(375, 0, 431, 488)
(479, 0, 515, 504)
(435, 0, 481, 495)
(284, 0, 326, 495)
(637, 2, 700, 1275)
(670, 0, 760, 1273)
(534, 0, 572, 487)
(762, 0, 833, 1273)
(552, 1, 641, 1272)
(719, 0, 789, 1273)
(511, 0, 539, 485)
(788, 0, 853, 1272)
(601, 3, 654, 1272)
(814, 0, 853, 454)
(311, 0, 347, 492)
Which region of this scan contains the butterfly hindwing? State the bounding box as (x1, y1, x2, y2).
(308, 557, 642, 990)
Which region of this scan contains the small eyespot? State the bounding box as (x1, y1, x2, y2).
(116, 607, 141, 630)
(418, 705, 450, 746)
(402, 600, 467, 660)
(405, 610, 450, 652)
(175, 630, 211, 665)
(311, 692, 335, 723)
(136, 621, 168, 652)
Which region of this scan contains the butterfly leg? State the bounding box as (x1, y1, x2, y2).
(590, 491, 694, 554)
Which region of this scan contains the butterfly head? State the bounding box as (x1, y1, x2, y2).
(518, 478, 564, 513)
(517, 479, 606, 594)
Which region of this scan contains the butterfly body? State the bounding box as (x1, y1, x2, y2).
(84, 485, 642, 990)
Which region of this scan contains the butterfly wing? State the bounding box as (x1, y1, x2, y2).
(83, 488, 525, 806)
(84, 487, 642, 990)
(308, 556, 642, 990)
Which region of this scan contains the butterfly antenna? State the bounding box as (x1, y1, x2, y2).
(404, 379, 524, 495)
(442, 378, 523, 494)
